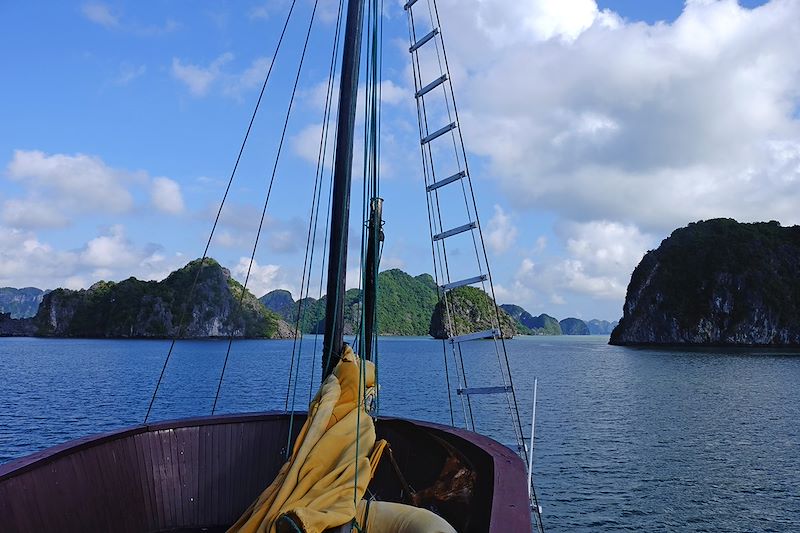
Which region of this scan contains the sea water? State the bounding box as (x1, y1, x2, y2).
(1, 336, 798, 532)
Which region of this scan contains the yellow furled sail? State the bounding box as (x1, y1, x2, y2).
(228, 344, 457, 533)
(228, 346, 378, 533)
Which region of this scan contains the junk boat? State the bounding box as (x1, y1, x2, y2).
(0, 0, 545, 531)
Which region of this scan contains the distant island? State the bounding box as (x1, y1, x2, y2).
(0, 260, 616, 340)
(0, 259, 292, 339)
(0, 287, 49, 319)
(611, 219, 800, 346)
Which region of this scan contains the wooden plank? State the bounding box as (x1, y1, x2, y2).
(199, 425, 213, 526)
(176, 426, 198, 526)
(4, 476, 37, 532)
(134, 432, 158, 532)
(221, 422, 233, 524)
(146, 431, 166, 530)
(120, 432, 148, 532)
(158, 429, 177, 529)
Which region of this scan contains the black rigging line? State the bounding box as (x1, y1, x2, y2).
(143, 0, 299, 424)
(211, 0, 322, 416)
(285, 0, 346, 412)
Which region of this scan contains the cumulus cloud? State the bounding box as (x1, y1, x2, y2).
(485, 204, 517, 253)
(3, 150, 187, 229)
(231, 257, 297, 298)
(81, 225, 139, 268)
(4, 150, 135, 227)
(500, 221, 655, 313)
(151, 177, 185, 214)
(0, 224, 181, 289)
(473, 0, 601, 44)
(431, 0, 800, 232)
(1, 198, 68, 229)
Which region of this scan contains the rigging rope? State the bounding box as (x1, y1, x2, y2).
(285, 0, 346, 458)
(429, 0, 529, 450)
(285, 0, 346, 413)
(143, 0, 299, 424)
(212, 0, 321, 415)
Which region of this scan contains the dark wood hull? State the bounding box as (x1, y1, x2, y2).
(0, 413, 531, 532)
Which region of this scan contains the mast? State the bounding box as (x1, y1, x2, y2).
(322, 0, 366, 378)
(363, 198, 383, 362)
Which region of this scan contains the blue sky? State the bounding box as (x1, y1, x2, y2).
(2, 0, 797, 322)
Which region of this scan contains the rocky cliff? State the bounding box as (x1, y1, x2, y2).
(500, 304, 535, 334)
(500, 305, 563, 335)
(0, 313, 36, 336)
(529, 313, 563, 335)
(587, 319, 618, 335)
(560, 317, 590, 335)
(0, 287, 48, 318)
(32, 258, 292, 339)
(429, 286, 515, 339)
(610, 219, 800, 346)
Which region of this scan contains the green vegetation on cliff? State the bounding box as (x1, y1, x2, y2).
(261, 269, 438, 336)
(611, 219, 800, 345)
(559, 317, 590, 335)
(429, 286, 515, 339)
(34, 258, 289, 339)
(529, 313, 563, 335)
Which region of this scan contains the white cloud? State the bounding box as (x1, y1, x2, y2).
(81, 2, 119, 28)
(5, 150, 135, 226)
(432, 0, 800, 232)
(171, 53, 233, 96)
(474, 0, 600, 45)
(1, 199, 68, 229)
(3, 150, 184, 230)
(501, 221, 655, 310)
(81, 225, 138, 268)
(171, 54, 280, 99)
(223, 56, 272, 98)
(151, 177, 185, 214)
(0, 225, 181, 289)
(379, 80, 408, 105)
(291, 122, 336, 164)
(562, 220, 654, 278)
(485, 204, 517, 253)
(231, 257, 296, 298)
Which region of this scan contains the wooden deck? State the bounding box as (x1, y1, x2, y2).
(0, 413, 531, 532)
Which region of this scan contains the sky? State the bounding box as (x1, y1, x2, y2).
(1, 0, 797, 322)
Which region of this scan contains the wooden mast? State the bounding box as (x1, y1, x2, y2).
(322, 0, 366, 378)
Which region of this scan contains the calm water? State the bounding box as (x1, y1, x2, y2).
(1, 336, 799, 532)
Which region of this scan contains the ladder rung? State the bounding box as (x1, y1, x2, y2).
(442, 274, 487, 291)
(421, 122, 456, 145)
(416, 74, 448, 98)
(449, 328, 498, 343)
(426, 170, 466, 192)
(409, 28, 439, 53)
(433, 221, 476, 241)
(457, 385, 512, 396)
(403, 0, 419, 10)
